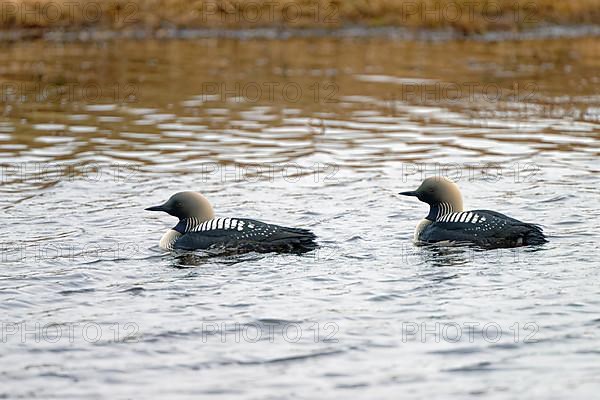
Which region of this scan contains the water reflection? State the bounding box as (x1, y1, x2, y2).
(1, 36, 599, 398)
(1, 38, 598, 174)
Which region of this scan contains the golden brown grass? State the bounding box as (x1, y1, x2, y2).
(1, 0, 600, 34)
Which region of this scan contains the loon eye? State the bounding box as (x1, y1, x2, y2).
(175, 201, 183, 208)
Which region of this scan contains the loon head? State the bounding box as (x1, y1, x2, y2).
(399, 177, 464, 221)
(145, 191, 215, 221)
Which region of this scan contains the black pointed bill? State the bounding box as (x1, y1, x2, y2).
(145, 204, 166, 212)
(398, 191, 418, 197)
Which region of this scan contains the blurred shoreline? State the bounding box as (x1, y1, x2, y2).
(1, 0, 599, 42)
(2, 24, 600, 43)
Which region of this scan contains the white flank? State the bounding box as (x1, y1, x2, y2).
(159, 229, 182, 250)
(414, 219, 432, 242)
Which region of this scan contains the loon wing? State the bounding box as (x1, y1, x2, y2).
(173, 218, 317, 253)
(422, 210, 546, 248)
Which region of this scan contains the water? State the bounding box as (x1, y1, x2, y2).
(1, 36, 599, 398)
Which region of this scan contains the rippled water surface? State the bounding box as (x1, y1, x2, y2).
(1, 37, 600, 398)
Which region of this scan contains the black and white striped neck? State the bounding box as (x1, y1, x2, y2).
(426, 202, 458, 222)
(174, 217, 203, 233)
(174, 217, 249, 234)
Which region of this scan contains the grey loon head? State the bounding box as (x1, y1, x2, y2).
(399, 177, 464, 221)
(145, 191, 215, 221)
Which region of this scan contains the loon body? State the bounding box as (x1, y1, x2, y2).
(399, 177, 547, 248)
(146, 192, 317, 254)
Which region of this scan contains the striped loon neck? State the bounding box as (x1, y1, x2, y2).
(174, 217, 210, 233)
(173, 217, 249, 234)
(426, 202, 461, 222)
